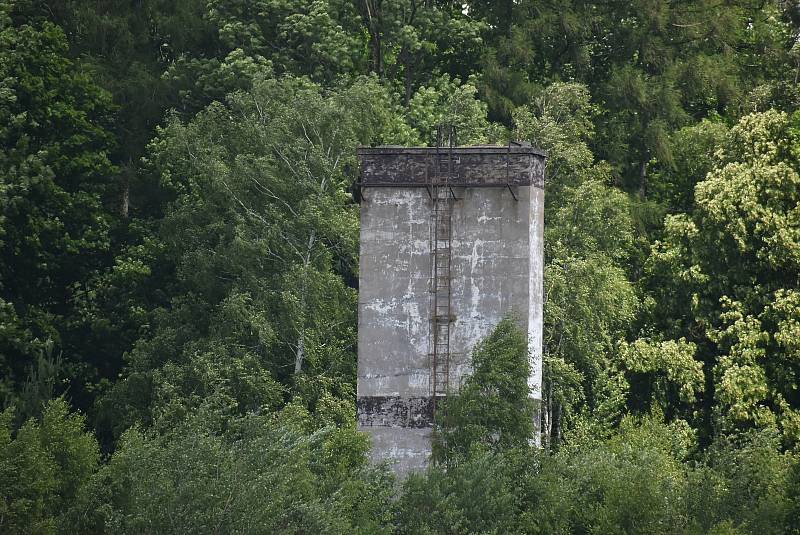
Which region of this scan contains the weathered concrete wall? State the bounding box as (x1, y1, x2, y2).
(358, 188, 432, 402)
(357, 146, 545, 477)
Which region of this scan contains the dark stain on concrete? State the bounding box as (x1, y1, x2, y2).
(357, 396, 436, 428)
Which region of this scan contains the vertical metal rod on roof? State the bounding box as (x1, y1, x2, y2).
(506, 139, 518, 201)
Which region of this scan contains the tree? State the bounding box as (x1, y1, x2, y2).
(692, 430, 795, 534)
(514, 83, 639, 447)
(0, 1, 117, 408)
(405, 75, 503, 146)
(647, 119, 729, 213)
(396, 447, 525, 534)
(475, 0, 793, 198)
(788, 456, 800, 535)
(356, 1, 485, 104)
(0, 399, 99, 534)
(646, 110, 800, 445)
(161, 0, 366, 113)
(80, 407, 393, 534)
(98, 76, 400, 436)
(472, 1, 598, 122)
(434, 318, 535, 461)
(44, 1, 213, 155)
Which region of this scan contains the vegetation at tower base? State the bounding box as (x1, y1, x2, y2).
(398, 419, 798, 535)
(2, 0, 800, 531)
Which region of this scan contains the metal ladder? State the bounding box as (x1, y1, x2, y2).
(430, 125, 456, 417)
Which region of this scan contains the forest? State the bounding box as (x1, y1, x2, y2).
(2, 0, 800, 533)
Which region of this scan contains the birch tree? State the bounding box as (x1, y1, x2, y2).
(103, 76, 397, 429)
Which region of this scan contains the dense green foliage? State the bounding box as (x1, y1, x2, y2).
(400, 418, 797, 535)
(647, 110, 800, 445)
(0, 2, 117, 411)
(2, 0, 800, 532)
(0, 399, 98, 534)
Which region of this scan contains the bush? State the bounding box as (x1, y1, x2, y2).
(84, 407, 394, 534)
(395, 417, 797, 535)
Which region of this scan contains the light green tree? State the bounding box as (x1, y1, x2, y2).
(0, 399, 99, 534)
(647, 110, 800, 444)
(161, 0, 366, 112)
(405, 75, 503, 145)
(514, 83, 639, 446)
(99, 75, 401, 436)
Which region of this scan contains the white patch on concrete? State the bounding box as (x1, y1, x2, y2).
(528, 186, 544, 448)
(364, 299, 393, 315)
(408, 370, 430, 390)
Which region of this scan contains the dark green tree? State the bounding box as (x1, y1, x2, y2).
(356, 0, 485, 104)
(474, 0, 796, 198)
(0, 1, 117, 407)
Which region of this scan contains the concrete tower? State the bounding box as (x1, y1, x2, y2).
(356, 142, 546, 476)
